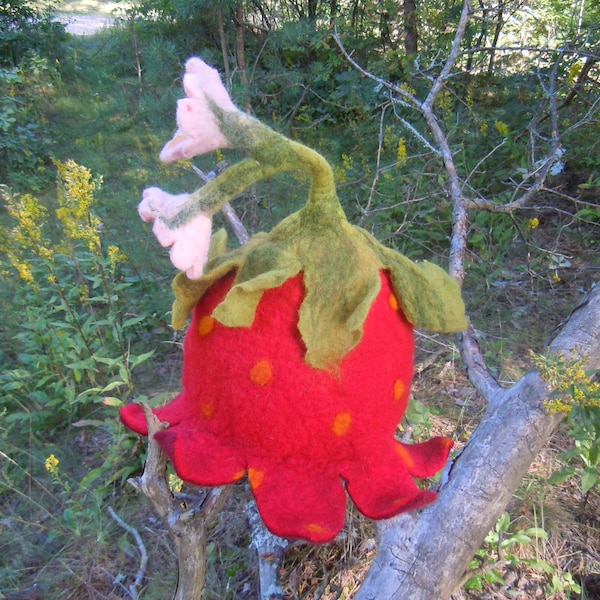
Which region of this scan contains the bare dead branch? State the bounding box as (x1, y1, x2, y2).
(245, 501, 288, 600)
(359, 103, 389, 226)
(127, 405, 232, 600)
(191, 163, 251, 245)
(108, 506, 148, 599)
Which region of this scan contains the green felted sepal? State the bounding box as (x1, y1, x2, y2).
(354, 228, 467, 333)
(171, 198, 466, 370)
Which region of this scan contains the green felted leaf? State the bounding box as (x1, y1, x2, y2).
(355, 229, 467, 332)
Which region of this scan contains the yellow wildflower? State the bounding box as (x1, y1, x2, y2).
(495, 120, 509, 136)
(526, 217, 539, 230)
(466, 85, 474, 107)
(566, 61, 582, 85)
(400, 82, 416, 97)
(169, 473, 184, 494)
(341, 153, 354, 171)
(480, 121, 488, 135)
(107, 245, 126, 268)
(532, 351, 600, 414)
(396, 137, 407, 167)
(45, 454, 59, 475)
(54, 160, 102, 253)
(383, 125, 397, 152)
(14, 260, 34, 283)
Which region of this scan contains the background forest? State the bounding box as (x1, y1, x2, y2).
(0, 0, 599, 598)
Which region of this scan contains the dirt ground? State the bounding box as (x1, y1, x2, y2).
(56, 14, 113, 35)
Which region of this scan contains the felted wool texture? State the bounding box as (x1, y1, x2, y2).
(120, 270, 453, 543)
(167, 107, 467, 372)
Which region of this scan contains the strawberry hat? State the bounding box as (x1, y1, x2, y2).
(120, 58, 467, 543)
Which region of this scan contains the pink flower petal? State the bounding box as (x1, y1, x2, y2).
(138, 188, 191, 222)
(159, 57, 237, 163)
(184, 58, 236, 112)
(152, 212, 213, 279)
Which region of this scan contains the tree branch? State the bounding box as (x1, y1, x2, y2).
(356, 282, 600, 600)
(108, 506, 148, 600)
(127, 405, 232, 600)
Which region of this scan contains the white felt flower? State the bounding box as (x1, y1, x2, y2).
(139, 187, 212, 280)
(160, 57, 238, 163)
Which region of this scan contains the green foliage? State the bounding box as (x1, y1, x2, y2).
(0, 53, 59, 190)
(0, 161, 162, 592)
(464, 511, 581, 595)
(0, 0, 67, 68)
(0, 161, 156, 436)
(533, 351, 600, 496)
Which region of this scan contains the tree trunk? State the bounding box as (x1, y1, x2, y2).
(355, 283, 600, 600)
(404, 0, 418, 55)
(234, 2, 252, 114)
(217, 8, 231, 88)
(487, 0, 504, 73)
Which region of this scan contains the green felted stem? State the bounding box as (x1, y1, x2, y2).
(170, 108, 467, 370)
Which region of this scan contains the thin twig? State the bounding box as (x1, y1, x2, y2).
(191, 163, 250, 244)
(108, 506, 148, 599)
(359, 103, 389, 226)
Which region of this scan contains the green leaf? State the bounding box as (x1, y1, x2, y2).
(485, 569, 505, 585)
(73, 419, 108, 427)
(101, 397, 124, 407)
(501, 533, 531, 548)
(522, 559, 556, 574)
(129, 350, 155, 369)
(548, 467, 577, 484)
(100, 380, 126, 393)
(496, 511, 510, 533)
(581, 467, 598, 494)
(464, 576, 483, 593)
(521, 527, 548, 540)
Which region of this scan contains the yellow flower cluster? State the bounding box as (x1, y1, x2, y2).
(495, 120, 510, 137)
(54, 159, 102, 253)
(396, 137, 407, 167)
(169, 473, 184, 494)
(45, 454, 59, 475)
(0, 188, 52, 286)
(107, 245, 127, 268)
(531, 351, 600, 414)
(566, 61, 583, 85)
(526, 217, 539, 230)
(333, 153, 355, 185)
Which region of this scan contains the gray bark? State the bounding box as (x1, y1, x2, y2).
(355, 283, 600, 600)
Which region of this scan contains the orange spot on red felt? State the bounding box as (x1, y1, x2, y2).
(388, 292, 400, 312)
(232, 470, 246, 481)
(331, 412, 352, 436)
(249, 359, 273, 386)
(396, 444, 415, 469)
(393, 379, 406, 402)
(198, 315, 215, 336)
(200, 400, 216, 418)
(248, 468, 264, 490)
(307, 523, 329, 536)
